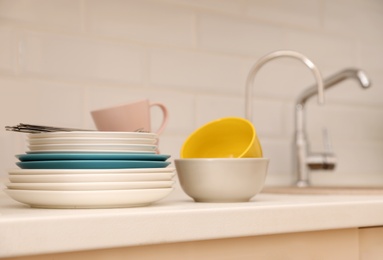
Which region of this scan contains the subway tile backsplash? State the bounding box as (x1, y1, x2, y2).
(0, 27, 16, 72)
(0, 0, 83, 32)
(87, 0, 195, 47)
(0, 0, 382, 189)
(22, 32, 146, 83)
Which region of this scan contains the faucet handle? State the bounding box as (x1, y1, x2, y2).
(307, 128, 337, 170)
(322, 128, 333, 153)
(322, 128, 336, 170)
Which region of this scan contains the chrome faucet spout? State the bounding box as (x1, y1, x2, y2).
(296, 68, 371, 107)
(294, 68, 372, 187)
(245, 50, 324, 122)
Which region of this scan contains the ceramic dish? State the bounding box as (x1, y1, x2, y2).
(16, 160, 170, 169)
(5, 180, 175, 191)
(16, 153, 170, 162)
(4, 188, 173, 208)
(8, 167, 176, 175)
(27, 131, 158, 139)
(27, 143, 157, 152)
(8, 172, 176, 183)
(180, 117, 262, 158)
(175, 158, 269, 202)
(27, 137, 157, 145)
(26, 150, 156, 154)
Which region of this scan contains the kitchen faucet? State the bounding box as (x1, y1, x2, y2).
(294, 68, 372, 187)
(244, 50, 325, 184)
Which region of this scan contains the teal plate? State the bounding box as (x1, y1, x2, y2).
(16, 160, 171, 169)
(16, 153, 170, 162)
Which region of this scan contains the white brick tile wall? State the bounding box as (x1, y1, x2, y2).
(0, 0, 382, 189)
(86, 0, 195, 47)
(0, 0, 82, 32)
(0, 78, 84, 127)
(324, 0, 383, 42)
(286, 29, 358, 70)
(359, 41, 383, 73)
(162, 0, 247, 15)
(21, 32, 146, 83)
(245, 0, 322, 30)
(149, 49, 250, 93)
(323, 0, 360, 38)
(0, 27, 16, 73)
(196, 13, 286, 56)
(354, 2, 383, 42)
(195, 95, 244, 124)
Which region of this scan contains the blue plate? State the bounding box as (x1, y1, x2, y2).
(16, 160, 171, 169)
(16, 153, 170, 162)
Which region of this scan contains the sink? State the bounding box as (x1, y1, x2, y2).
(261, 186, 383, 195)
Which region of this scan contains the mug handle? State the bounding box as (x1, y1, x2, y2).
(150, 102, 169, 135)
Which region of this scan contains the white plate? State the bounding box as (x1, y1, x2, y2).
(9, 167, 176, 175)
(28, 143, 157, 152)
(5, 181, 175, 191)
(28, 131, 158, 139)
(4, 188, 173, 208)
(28, 137, 157, 145)
(8, 172, 176, 183)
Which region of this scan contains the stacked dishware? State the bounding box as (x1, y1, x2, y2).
(4, 129, 175, 209)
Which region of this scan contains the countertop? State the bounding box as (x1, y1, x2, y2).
(1, 189, 383, 258)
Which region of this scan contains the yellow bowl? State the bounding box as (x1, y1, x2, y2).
(180, 117, 263, 158)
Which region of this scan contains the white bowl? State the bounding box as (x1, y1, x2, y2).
(174, 158, 269, 202)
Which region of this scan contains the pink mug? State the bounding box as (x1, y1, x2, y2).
(91, 99, 169, 134)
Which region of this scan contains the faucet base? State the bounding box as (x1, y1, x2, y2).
(296, 180, 310, 188)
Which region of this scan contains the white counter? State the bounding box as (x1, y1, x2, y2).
(1, 190, 383, 258)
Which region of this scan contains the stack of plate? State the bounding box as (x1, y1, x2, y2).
(27, 131, 159, 154)
(4, 131, 175, 209)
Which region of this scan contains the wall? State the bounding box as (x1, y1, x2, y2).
(0, 0, 382, 198)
